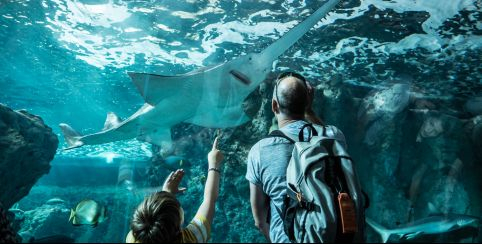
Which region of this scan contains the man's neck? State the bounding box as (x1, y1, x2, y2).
(277, 115, 303, 128)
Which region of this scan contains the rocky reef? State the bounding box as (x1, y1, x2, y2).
(1, 202, 20, 243)
(14, 186, 138, 243)
(146, 73, 481, 242)
(0, 104, 58, 209)
(16, 198, 74, 242)
(9, 82, 481, 243)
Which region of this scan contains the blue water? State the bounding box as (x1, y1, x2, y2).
(1, 0, 481, 243)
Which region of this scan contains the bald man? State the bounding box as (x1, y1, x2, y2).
(246, 72, 347, 243)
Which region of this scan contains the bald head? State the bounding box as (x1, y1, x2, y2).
(274, 76, 308, 118)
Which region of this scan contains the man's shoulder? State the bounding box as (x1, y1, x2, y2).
(256, 133, 294, 145)
(249, 136, 292, 153)
(314, 123, 338, 129)
(315, 124, 344, 135)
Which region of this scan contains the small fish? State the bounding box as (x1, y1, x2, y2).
(69, 199, 107, 227)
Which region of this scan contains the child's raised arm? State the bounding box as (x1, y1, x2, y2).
(196, 135, 224, 225)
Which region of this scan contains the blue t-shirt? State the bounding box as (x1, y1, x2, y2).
(246, 120, 347, 243)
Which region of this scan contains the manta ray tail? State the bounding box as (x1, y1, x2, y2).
(366, 218, 392, 243)
(59, 123, 84, 150)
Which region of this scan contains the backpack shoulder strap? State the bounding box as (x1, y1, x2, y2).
(265, 130, 296, 143)
(313, 124, 328, 137)
(267, 123, 324, 143)
(298, 123, 319, 142)
(322, 125, 328, 137)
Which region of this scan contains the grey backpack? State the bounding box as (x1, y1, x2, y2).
(269, 123, 366, 243)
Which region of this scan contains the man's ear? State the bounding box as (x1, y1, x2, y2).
(272, 99, 280, 114)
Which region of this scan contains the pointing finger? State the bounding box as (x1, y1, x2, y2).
(212, 136, 219, 150)
(166, 172, 174, 181)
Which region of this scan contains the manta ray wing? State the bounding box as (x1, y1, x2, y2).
(125, 0, 343, 130)
(59, 0, 342, 149)
(136, 127, 172, 147)
(186, 105, 250, 128)
(127, 72, 185, 106)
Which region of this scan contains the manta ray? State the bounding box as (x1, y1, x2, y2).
(60, 0, 341, 150)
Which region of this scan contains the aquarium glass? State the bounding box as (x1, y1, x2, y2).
(0, 0, 481, 243)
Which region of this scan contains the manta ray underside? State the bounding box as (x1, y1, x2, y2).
(59, 0, 342, 150)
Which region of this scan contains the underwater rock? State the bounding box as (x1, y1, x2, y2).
(463, 115, 482, 161)
(45, 198, 66, 206)
(322, 4, 429, 43)
(472, 120, 482, 160)
(0, 104, 58, 209)
(464, 96, 482, 116)
(18, 200, 79, 241)
(0, 202, 20, 243)
(425, 116, 465, 170)
(137, 67, 482, 243)
(419, 159, 469, 216)
(357, 83, 411, 146)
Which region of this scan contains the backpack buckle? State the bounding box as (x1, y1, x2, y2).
(295, 192, 316, 211)
(296, 192, 303, 202)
